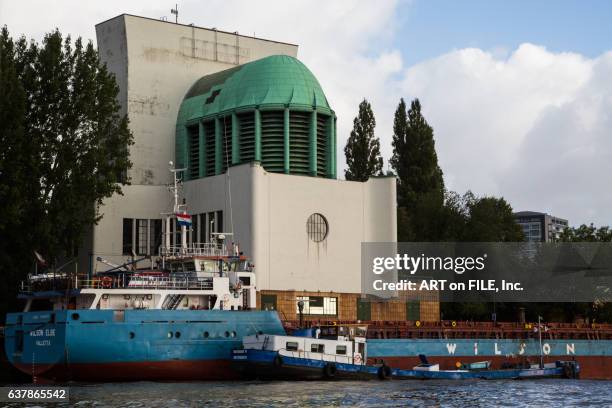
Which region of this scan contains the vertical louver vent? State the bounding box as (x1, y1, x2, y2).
(220, 116, 232, 174)
(289, 111, 310, 176)
(316, 114, 329, 177)
(188, 125, 200, 179)
(261, 111, 285, 173)
(203, 121, 216, 177)
(238, 112, 255, 163)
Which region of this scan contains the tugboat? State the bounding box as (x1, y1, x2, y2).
(232, 323, 374, 380)
(3, 163, 285, 382)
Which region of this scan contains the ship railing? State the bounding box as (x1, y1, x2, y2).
(19, 273, 75, 293)
(160, 243, 228, 258)
(76, 276, 215, 291)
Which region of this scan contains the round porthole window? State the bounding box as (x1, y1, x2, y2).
(307, 213, 328, 242)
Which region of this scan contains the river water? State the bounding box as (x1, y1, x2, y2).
(9, 379, 609, 407)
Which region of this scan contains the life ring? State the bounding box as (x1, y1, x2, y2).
(101, 276, 112, 288)
(323, 363, 337, 379)
(415, 320, 421, 327)
(451, 321, 457, 328)
(377, 364, 392, 380)
(273, 354, 283, 367)
(354, 353, 363, 365)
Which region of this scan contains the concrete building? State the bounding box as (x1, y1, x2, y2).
(80, 14, 437, 322)
(513, 211, 569, 242)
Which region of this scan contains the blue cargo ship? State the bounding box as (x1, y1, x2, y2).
(3, 164, 285, 382)
(5, 309, 284, 381)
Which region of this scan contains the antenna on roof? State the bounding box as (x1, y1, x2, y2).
(170, 4, 178, 24)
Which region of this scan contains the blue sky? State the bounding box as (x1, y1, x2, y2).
(395, 0, 612, 64)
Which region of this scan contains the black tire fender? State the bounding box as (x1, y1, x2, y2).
(273, 354, 283, 367)
(323, 362, 337, 379)
(378, 364, 392, 380)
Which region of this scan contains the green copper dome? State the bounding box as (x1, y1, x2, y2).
(176, 55, 336, 180)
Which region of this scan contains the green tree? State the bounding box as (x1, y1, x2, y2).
(391, 98, 444, 210)
(0, 27, 133, 317)
(0, 27, 28, 317)
(559, 224, 612, 242)
(344, 99, 383, 181)
(558, 223, 612, 323)
(391, 98, 445, 240)
(462, 196, 524, 242)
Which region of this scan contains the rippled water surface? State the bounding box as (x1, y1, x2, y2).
(16, 379, 609, 407)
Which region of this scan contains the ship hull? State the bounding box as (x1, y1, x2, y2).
(366, 339, 612, 380)
(4, 309, 285, 382)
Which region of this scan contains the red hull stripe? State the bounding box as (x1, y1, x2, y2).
(16, 360, 239, 382)
(16, 356, 612, 381)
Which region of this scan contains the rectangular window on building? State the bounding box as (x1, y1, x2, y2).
(297, 296, 337, 316)
(150, 219, 162, 255)
(192, 214, 200, 244)
(216, 210, 223, 233)
(122, 218, 133, 255)
(136, 219, 148, 255)
(261, 294, 277, 311)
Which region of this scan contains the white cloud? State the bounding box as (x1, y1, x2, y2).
(400, 44, 611, 225)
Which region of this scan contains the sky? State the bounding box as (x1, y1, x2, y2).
(1, 0, 611, 226)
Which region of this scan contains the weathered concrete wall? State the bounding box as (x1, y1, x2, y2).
(91, 162, 397, 295)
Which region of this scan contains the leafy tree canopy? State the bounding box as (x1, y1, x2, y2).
(0, 26, 133, 316)
(344, 98, 383, 181)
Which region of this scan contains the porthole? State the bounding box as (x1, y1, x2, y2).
(71, 313, 80, 321)
(167, 332, 173, 338)
(129, 332, 135, 339)
(307, 213, 328, 242)
(231, 331, 236, 338)
(258, 331, 263, 335)
(175, 331, 181, 338)
(203, 331, 209, 338)
(224, 331, 230, 338)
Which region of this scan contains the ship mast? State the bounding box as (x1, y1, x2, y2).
(165, 161, 187, 252)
